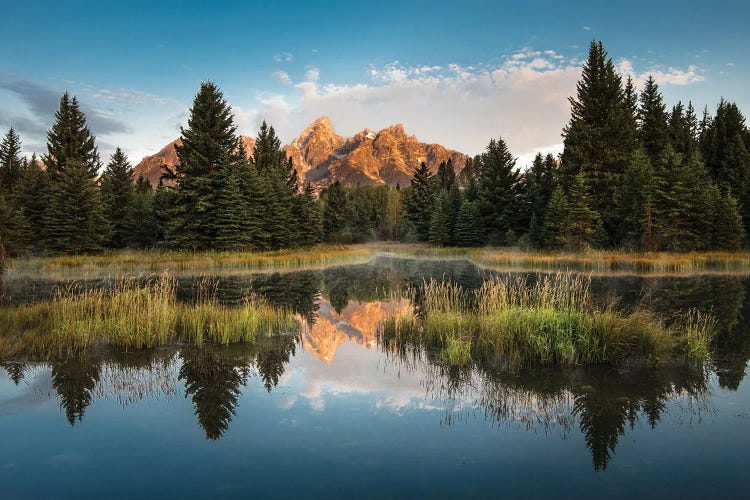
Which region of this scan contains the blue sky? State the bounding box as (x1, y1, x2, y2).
(1, 0, 748, 166)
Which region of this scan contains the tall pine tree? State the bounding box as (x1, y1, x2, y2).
(164, 82, 244, 250)
(477, 137, 520, 244)
(100, 147, 134, 248)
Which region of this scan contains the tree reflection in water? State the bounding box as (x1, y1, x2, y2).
(381, 337, 713, 471)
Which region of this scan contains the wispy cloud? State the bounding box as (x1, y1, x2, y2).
(271, 70, 292, 85)
(0, 73, 131, 135)
(273, 52, 294, 63)
(617, 59, 705, 86)
(237, 49, 704, 166)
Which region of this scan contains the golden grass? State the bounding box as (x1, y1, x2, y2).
(374, 243, 750, 275)
(0, 274, 295, 359)
(379, 273, 715, 368)
(7, 245, 373, 277)
(7, 243, 750, 280)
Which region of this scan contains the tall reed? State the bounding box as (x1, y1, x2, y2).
(0, 273, 295, 359)
(379, 273, 715, 368)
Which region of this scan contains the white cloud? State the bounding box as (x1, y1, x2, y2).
(272, 70, 292, 85)
(618, 58, 704, 87)
(304, 67, 320, 82)
(583, 25, 591, 31)
(273, 52, 294, 63)
(235, 50, 704, 164)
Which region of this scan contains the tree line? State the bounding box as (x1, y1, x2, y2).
(1, 40, 748, 255)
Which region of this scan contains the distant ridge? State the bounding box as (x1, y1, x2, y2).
(133, 117, 468, 189)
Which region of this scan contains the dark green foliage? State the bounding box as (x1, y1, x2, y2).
(42, 93, 105, 253)
(44, 159, 106, 253)
(164, 82, 243, 250)
(14, 154, 47, 239)
(567, 172, 601, 250)
(454, 201, 482, 247)
(652, 146, 694, 250)
(0, 190, 30, 255)
(429, 193, 451, 246)
(123, 178, 159, 248)
(638, 76, 670, 163)
(214, 164, 255, 250)
(477, 137, 520, 244)
(713, 191, 745, 250)
(700, 100, 750, 232)
(543, 186, 573, 250)
(44, 93, 101, 177)
(322, 181, 349, 242)
(295, 183, 323, 246)
(253, 123, 299, 249)
(561, 41, 636, 234)
(0, 127, 23, 191)
(620, 148, 657, 250)
(403, 162, 434, 241)
(668, 101, 698, 157)
(100, 147, 134, 248)
(520, 153, 557, 246)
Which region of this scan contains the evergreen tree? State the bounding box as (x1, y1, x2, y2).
(42, 93, 105, 253)
(435, 159, 456, 191)
(567, 172, 601, 250)
(652, 146, 693, 250)
(668, 102, 698, 157)
(700, 99, 750, 232)
(543, 186, 573, 249)
(638, 76, 670, 163)
(0, 190, 29, 255)
(214, 164, 254, 250)
(561, 40, 636, 241)
(14, 154, 47, 239)
(477, 137, 520, 244)
(428, 193, 451, 246)
(164, 82, 243, 250)
(322, 181, 349, 242)
(295, 183, 322, 246)
(44, 93, 100, 177)
(520, 153, 557, 245)
(44, 159, 105, 253)
(713, 191, 745, 250)
(0, 127, 23, 191)
(100, 147, 134, 248)
(403, 162, 434, 241)
(454, 201, 482, 247)
(123, 178, 159, 248)
(620, 147, 657, 250)
(253, 122, 299, 248)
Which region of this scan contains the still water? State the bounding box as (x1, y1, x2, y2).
(1, 257, 750, 498)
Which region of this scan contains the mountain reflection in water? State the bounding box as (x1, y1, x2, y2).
(1, 256, 750, 482)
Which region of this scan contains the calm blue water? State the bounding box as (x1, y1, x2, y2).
(1, 257, 750, 498)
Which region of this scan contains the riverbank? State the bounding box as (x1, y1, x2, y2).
(6, 243, 750, 278)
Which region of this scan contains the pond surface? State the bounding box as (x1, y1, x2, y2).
(1, 256, 750, 498)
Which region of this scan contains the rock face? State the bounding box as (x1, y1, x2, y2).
(300, 298, 412, 363)
(133, 136, 256, 187)
(133, 117, 468, 189)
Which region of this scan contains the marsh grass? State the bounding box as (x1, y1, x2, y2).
(378, 273, 715, 368)
(374, 243, 750, 275)
(0, 273, 295, 359)
(8, 245, 373, 277)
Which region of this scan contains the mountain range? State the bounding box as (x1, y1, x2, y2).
(133, 116, 468, 189)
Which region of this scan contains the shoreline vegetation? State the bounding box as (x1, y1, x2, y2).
(5, 243, 750, 278)
(0, 269, 715, 367)
(379, 274, 715, 368)
(0, 274, 295, 359)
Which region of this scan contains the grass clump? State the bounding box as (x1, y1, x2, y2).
(379, 274, 715, 368)
(0, 274, 295, 359)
